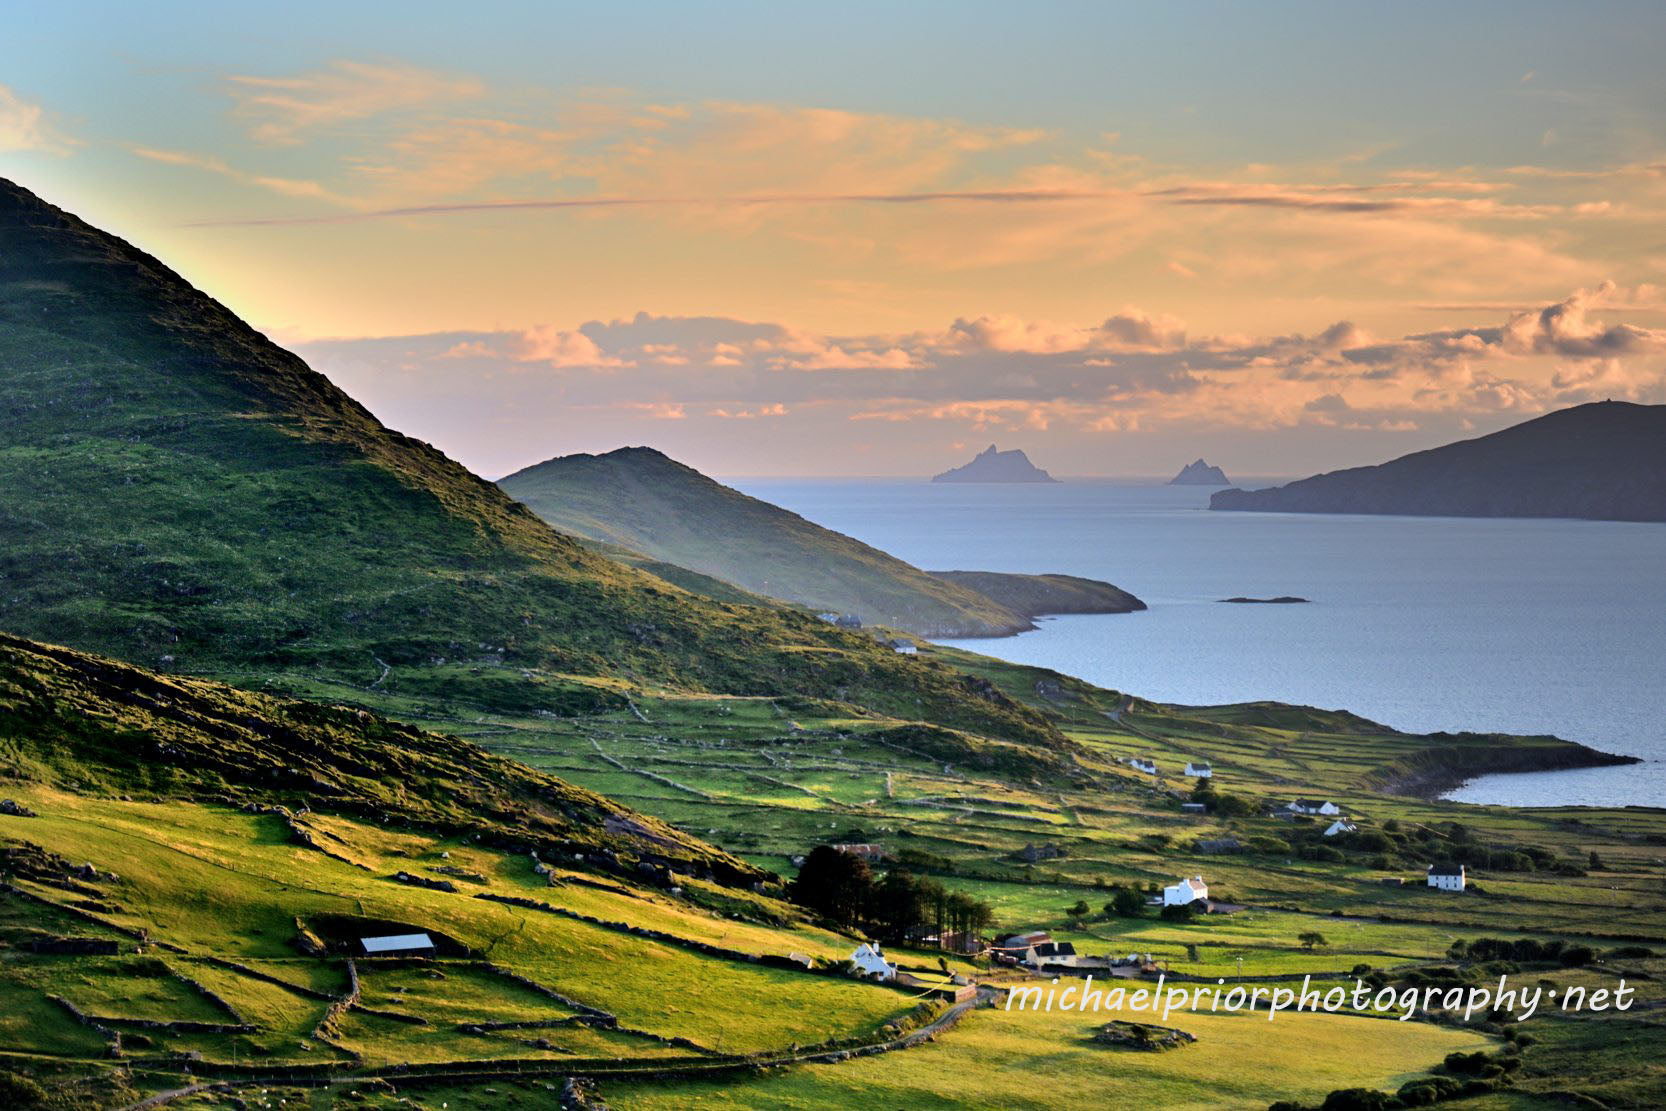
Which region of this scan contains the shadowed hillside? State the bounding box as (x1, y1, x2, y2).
(0, 178, 1055, 746)
(0, 631, 764, 886)
(500, 446, 1141, 636)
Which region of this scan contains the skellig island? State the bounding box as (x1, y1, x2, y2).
(932, 444, 1059, 483)
(1169, 458, 1230, 485)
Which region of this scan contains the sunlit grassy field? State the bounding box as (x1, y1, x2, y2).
(608, 1001, 1493, 1110)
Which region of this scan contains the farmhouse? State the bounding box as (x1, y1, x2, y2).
(1286, 799, 1341, 816)
(1323, 820, 1358, 837)
(358, 932, 436, 958)
(1129, 756, 1158, 775)
(1184, 761, 1212, 778)
(888, 639, 919, 655)
(1427, 864, 1467, 892)
(1030, 940, 1078, 968)
(1163, 875, 1209, 906)
(849, 942, 897, 980)
(994, 930, 1053, 964)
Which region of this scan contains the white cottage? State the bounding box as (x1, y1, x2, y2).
(1427, 864, 1466, 892)
(1287, 799, 1341, 817)
(1130, 756, 1158, 775)
(849, 942, 897, 980)
(1184, 761, 1212, 778)
(1163, 875, 1209, 906)
(1323, 820, 1358, 838)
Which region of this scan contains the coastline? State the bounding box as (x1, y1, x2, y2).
(1362, 734, 1643, 801)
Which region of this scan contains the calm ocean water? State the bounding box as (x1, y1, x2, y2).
(730, 478, 1666, 809)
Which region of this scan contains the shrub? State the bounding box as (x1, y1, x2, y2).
(0, 1073, 45, 1110)
(1319, 1087, 1395, 1111)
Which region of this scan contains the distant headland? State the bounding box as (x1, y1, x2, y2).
(1210, 401, 1666, 523)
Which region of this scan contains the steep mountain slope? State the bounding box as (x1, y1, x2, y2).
(499, 447, 1141, 635)
(0, 631, 762, 885)
(0, 178, 1053, 745)
(1210, 402, 1666, 521)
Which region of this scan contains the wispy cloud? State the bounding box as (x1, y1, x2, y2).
(128, 145, 346, 202)
(180, 187, 1130, 227)
(297, 286, 1666, 467)
(225, 60, 484, 144)
(0, 84, 75, 155)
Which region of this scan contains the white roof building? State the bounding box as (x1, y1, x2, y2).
(1163, 875, 1209, 906)
(1427, 864, 1466, 892)
(849, 942, 897, 980)
(359, 933, 436, 956)
(1323, 820, 1358, 837)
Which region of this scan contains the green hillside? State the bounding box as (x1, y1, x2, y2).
(0, 178, 1049, 746)
(499, 447, 1142, 635)
(0, 631, 760, 887)
(3, 633, 1655, 1108)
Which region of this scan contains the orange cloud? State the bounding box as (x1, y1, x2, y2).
(225, 60, 484, 145)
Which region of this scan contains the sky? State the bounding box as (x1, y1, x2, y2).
(3, 1, 1666, 478)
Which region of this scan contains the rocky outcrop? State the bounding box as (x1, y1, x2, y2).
(1091, 1020, 1196, 1050)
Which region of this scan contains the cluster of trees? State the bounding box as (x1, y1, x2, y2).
(1448, 936, 1596, 967)
(789, 845, 995, 946)
(1188, 779, 1256, 816)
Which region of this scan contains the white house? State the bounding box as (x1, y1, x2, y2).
(1029, 940, 1078, 968)
(1130, 756, 1158, 775)
(816, 612, 840, 624)
(1287, 799, 1341, 817)
(1184, 761, 1212, 778)
(849, 942, 897, 980)
(889, 639, 918, 655)
(1163, 875, 1209, 906)
(1323, 820, 1358, 838)
(1427, 864, 1466, 892)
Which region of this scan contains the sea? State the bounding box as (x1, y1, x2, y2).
(729, 478, 1666, 810)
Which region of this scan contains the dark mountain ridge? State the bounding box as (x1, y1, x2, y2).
(1210, 402, 1666, 522)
